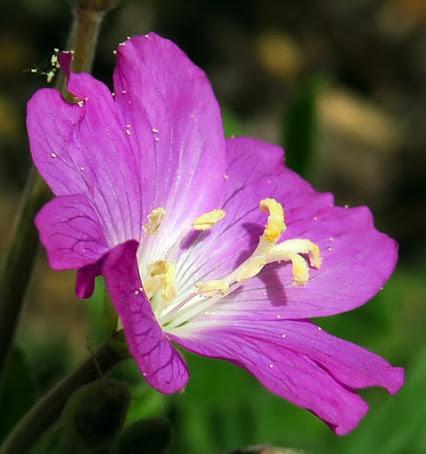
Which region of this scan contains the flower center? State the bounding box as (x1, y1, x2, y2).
(141, 208, 225, 311)
(196, 198, 321, 297)
(140, 199, 321, 328)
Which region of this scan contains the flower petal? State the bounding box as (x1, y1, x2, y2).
(175, 138, 397, 319)
(175, 137, 331, 297)
(35, 194, 109, 270)
(76, 260, 104, 299)
(113, 33, 226, 260)
(213, 205, 398, 319)
(27, 71, 143, 245)
(173, 319, 403, 435)
(102, 241, 189, 393)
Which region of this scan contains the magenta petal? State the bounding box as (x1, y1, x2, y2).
(27, 72, 144, 245)
(102, 241, 189, 393)
(178, 137, 397, 319)
(174, 325, 367, 435)
(35, 194, 109, 270)
(176, 137, 332, 294)
(113, 33, 226, 236)
(174, 319, 402, 434)
(76, 260, 104, 299)
(214, 205, 398, 320)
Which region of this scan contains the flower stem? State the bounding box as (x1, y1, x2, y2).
(0, 339, 125, 454)
(0, 172, 49, 379)
(0, 0, 120, 380)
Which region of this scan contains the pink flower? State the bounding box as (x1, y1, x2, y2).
(27, 33, 403, 435)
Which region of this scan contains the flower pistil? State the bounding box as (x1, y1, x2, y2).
(197, 198, 322, 296)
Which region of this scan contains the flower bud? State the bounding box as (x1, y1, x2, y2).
(61, 379, 131, 449)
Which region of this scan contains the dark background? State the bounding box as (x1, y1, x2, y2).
(1, 0, 425, 453)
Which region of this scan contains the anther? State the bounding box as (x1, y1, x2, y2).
(143, 208, 166, 235)
(193, 209, 225, 231)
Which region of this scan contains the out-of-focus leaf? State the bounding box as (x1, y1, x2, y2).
(86, 277, 118, 344)
(227, 446, 305, 454)
(169, 353, 325, 454)
(126, 384, 167, 424)
(20, 333, 70, 393)
(31, 426, 65, 454)
(0, 347, 37, 443)
(339, 349, 426, 454)
(115, 418, 172, 454)
(222, 108, 245, 138)
(282, 76, 323, 177)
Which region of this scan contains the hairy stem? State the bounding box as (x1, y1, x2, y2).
(0, 340, 125, 454)
(0, 0, 120, 380)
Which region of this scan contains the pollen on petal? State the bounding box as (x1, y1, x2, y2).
(192, 209, 225, 231)
(143, 207, 166, 235)
(260, 198, 286, 243)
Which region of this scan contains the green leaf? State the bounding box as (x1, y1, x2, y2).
(126, 385, 167, 424)
(340, 349, 426, 454)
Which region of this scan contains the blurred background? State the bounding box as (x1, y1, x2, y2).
(1, 0, 426, 452)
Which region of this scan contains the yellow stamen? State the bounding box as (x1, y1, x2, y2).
(284, 252, 310, 286)
(192, 209, 226, 231)
(145, 260, 176, 303)
(196, 199, 322, 294)
(196, 280, 229, 297)
(271, 239, 322, 270)
(143, 207, 166, 235)
(260, 198, 286, 243)
(234, 256, 267, 281)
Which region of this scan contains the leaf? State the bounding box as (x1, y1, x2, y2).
(339, 348, 426, 454)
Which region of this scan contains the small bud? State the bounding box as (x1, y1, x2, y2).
(61, 379, 131, 449)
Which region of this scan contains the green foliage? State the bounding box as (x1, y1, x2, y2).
(86, 277, 118, 344)
(167, 354, 325, 454)
(0, 347, 37, 443)
(338, 349, 426, 454)
(222, 108, 245, 138)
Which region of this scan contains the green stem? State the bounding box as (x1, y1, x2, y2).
(0, 172, 49, 379)
(0, 339, 125, 454)
(0, 0, 120, 380)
